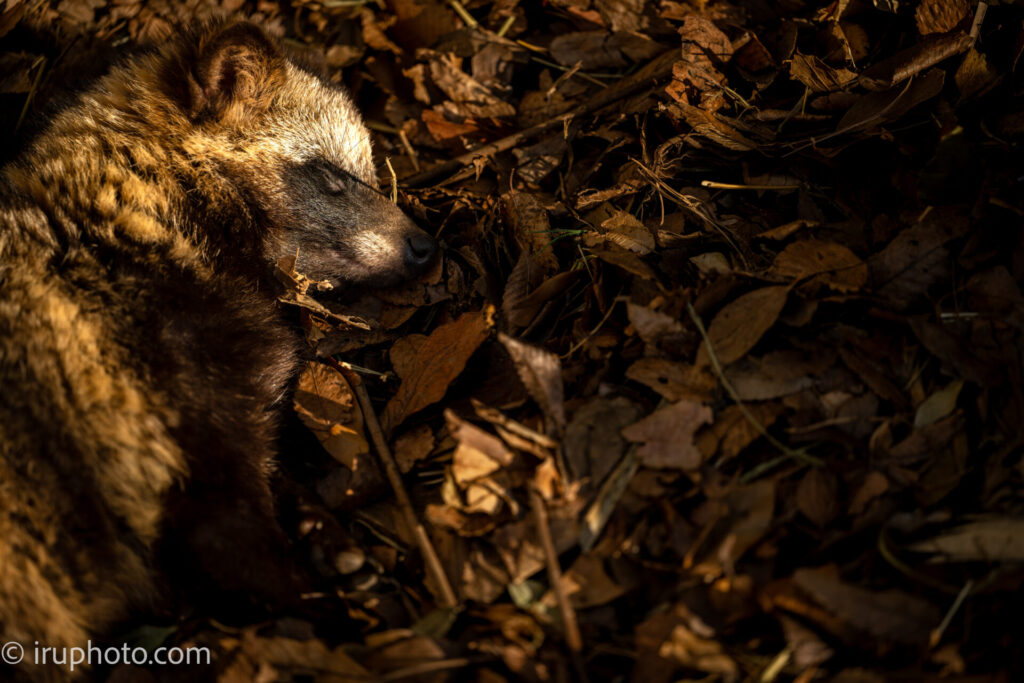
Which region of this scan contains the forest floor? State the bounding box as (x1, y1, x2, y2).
(2, 0, 1024, 681)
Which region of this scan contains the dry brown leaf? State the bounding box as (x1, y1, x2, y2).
(293, 362, 369, 469)
(590, 247, 659, 280)
(218, 629, 368, 683)
(796, 468, 840, 528)
(789, 52, 858, 92)
(599, 210, 656, 254)
(838, 68, 945, 134)
(695, 401, 783, 461)
(502, 191, 560, 274)
(915, 0, 970, 35)
(554, 554, 631, 609)
(550, 30, 662, 69)
(793, 567, 941, 645)
(393, 424, 434, 473)
(914, 380, 964, 428)
(667, 102, 756, 150)
(499, 333, 565, 436)
(849, 471, 889, 515)
(363, 630, 446, 676)
(869, 208, 970, 309)
(627, 302, 688, 347)
(382, 311, 490, 432)
(621, 400, 712, 470)
(769, 239, 868, 292)
(444, 409, 517, 514)
(424, 49, 516, 119)
(389, 333, 428, 380)
(910, 518, 1024, 562)
(626, 357, 718, 402)
(564, 396, 642, 491)
(724, 350, 830, 401)
(659, 622, 738, 679)
(956, 47, 999, 99)
(696, 286, 790, 368)
(860, 34, 971, 89)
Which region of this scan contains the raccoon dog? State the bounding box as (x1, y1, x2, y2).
(0, 20, 437, 680)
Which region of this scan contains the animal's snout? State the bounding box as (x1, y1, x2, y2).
(404, 232, 438, 271)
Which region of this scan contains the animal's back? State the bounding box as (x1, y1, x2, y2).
(0, 175, 187, 676)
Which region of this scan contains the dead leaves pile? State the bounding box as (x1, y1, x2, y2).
(5, 0, 1024, 681)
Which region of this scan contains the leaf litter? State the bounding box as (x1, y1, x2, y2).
(4, 0, 1024, 680)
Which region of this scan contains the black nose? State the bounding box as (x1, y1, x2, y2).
(404, 232, 438, 270)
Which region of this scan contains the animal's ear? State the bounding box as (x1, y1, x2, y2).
(184, 22, 283, 120)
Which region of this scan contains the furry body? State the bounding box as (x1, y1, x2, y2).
(0, 22, 435, 681)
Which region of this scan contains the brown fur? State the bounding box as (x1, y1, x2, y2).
(0, 21, 436, 681)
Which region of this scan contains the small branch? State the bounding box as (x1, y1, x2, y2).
(343, 368, 459, 608)
(930, 579, 973, 648)
(446, 0, 478, 29)
(385, 156, 399, 203)
(495, 14, 516, 38)
(529, 487, 586, 679)
(398, 129, 420, 172)
(701, 180, 800, 191)
(15, 56, 46, 135)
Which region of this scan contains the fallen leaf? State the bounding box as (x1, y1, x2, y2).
(769, 240, 868, 292)
(554, 553, 631, 608)
(796, 468, 840, 528)
(695, 401, 784, 461)
(621, 400, 712, 470)
(914, 379, 964, 428)
(393, 424, 435, 473)
(911, 518, 1024, 562)
(599, 210, 655, 254)
(789, 52, 858, 92)
(564, 396, 642, 491)
(293, 362, 369, 469)
(793, 567, 941, 645)
(499, 333, 566, 436)
(696, 286, 790, 367)
(627, 357, 717, 402)
(915, 0, 970, 35)
(382, 311, 490, 432)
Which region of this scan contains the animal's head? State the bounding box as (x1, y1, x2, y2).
(161, 21, 437, 289)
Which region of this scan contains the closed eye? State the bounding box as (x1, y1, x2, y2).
(318, 162, 357, 195)
(314, 161, 389, 198)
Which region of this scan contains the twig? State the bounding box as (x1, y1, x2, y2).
(930, 579, 974, 648)
(384, 157, 399, 203)
(684, 303, 821, 481)
(381, 656, 488, 681)
(876, 527, 958, 595)
(366, 120, 400, 134)
(446, 0, 478, 29)
(495, 14, 516, 38)
(15, 56, 46, 135)
(343, 368, 459, 608)
(969, 1, 988, 42)
(580, 442, 640, 552)
(402, 50, 678, 187)
(529, 55, 610, 87)
(333, 359, 394, 381)
(398, 129, 420, 172)
(701, 180, 800, 191)
(529, 488, 585, 672)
